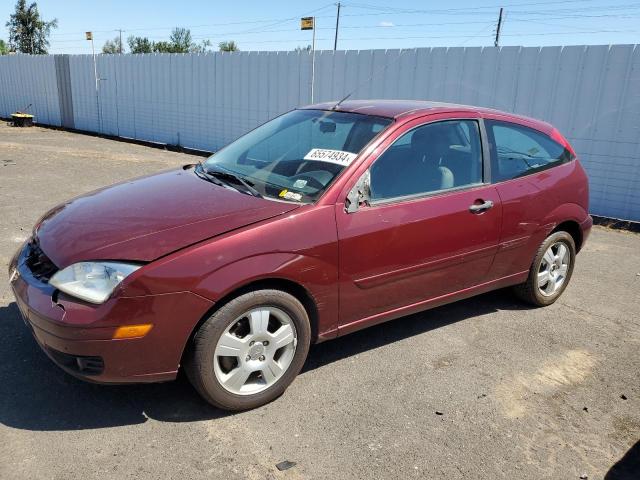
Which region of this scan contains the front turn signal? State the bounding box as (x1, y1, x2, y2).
(112, 324, 153, 339)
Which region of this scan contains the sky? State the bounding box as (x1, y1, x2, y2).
(1, 0, 638, 54)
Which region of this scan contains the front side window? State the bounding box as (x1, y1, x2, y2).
(369, 120, 483, 201)
(203, 110, 392, 202)
(487, 120, 574, 181)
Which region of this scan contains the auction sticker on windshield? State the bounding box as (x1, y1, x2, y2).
(304, 148, 357, 166)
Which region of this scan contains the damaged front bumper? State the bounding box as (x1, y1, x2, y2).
(9, 243, 213, 384)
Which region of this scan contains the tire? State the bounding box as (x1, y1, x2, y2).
(513, 231, 576, 307)
(184, 289, 311, 411)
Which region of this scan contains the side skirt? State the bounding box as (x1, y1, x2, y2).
(336, 270, 528, 337)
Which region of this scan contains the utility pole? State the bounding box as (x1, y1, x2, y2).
(494, 7, 503, 47)
(116, 29, 124, 53)
(333, 2, 341, 51)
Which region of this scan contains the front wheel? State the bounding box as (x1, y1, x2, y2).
(513, 231, 576, 307)
(184, 289, 311, 411)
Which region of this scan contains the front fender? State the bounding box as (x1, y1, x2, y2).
(121, 205, 340, 339)
(192, 252, 340, 339)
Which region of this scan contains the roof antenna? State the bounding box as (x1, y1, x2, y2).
(332, 92, 352, 110)
(331, 49, 408, 111)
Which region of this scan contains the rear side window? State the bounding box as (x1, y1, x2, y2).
(486, 120, 573, 182)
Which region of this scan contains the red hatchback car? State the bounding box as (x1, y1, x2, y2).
(10, 100, 591, 410)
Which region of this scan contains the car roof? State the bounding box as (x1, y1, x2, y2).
(303, 99, 553, 133)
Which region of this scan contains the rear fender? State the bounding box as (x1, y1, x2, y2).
(541, 202, 589, 236)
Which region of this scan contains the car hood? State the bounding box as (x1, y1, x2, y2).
(35, 167, 300, 268)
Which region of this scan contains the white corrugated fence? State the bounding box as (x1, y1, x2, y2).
(0, 45, 638, 221)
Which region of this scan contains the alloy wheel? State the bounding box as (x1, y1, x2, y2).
(537, 241, 571, 297)
(213, 307, 297, 395)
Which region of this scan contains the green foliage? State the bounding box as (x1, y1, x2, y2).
(127, 28, 212, 54)
(0, 39, 9, 55)
(6, 0, 57, 54)
(127, 35, 153, 54)
(102, 36, 123, 54)
(168, 27, 192, 53)
(191, 39, 212, 54)
(294, 45, 312, 52)
(218, 40, 239, 52)
(127, 28, 213, 54)
(151, 40, 174, 53)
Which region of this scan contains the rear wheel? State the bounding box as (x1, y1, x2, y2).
(513, 231, 576, 307)
(185, 289, 311, 411)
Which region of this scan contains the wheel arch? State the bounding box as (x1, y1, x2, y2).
(551, 220, 583, 252)
(543, 202, 589, 253)
(180, 277, 321, 368)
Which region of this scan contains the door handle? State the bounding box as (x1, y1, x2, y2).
(469, 199, 494, 213)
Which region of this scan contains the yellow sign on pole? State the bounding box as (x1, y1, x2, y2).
(300, 17, 314, 30)
(85, 31, 93, 40)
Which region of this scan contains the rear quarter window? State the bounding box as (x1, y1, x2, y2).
(486, 120, 574, 182)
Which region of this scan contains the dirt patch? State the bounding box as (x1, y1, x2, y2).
(496, 349, 596, 418)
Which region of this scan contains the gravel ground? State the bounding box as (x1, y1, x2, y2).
(0, 123, 638, 480)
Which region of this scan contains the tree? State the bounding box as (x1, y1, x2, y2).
(152, 40, 174, 53)
(218, 40, 239, 52)
(6, 0, 57, 54)
(102, 36, 123, 54)
(191, 39, 212, 54)
(151, 28, 194, 53)
(127, 35, 152, 54)
(127, 28, 209, 55)
(294, 45, 311, 52)
(0, 39, 9, 55)
(168, 27, 192, 53)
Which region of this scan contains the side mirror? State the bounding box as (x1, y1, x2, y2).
(345, 170, 371, 214)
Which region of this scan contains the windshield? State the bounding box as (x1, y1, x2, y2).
(203, 109, 392, 202)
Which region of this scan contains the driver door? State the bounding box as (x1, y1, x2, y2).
(335, 117, 502, 330)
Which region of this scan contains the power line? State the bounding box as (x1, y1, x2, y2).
(66, 20, 640, 42)
(457, 22, 498, 47)
(336, 29, 640, 41)
(225, 3, 334, 36)
(345, 0, 599, 14)
(48, 26, 640, 52)
(320, 14, 640, 28)
(47, 2, 640, 39)
(511, 4, 640, 15)
(49, 17, 314, 37)
(508, 12, 640, 19)
(60, 0, 592, 39)
(50, 11, 640, 45)
(336, 2, 640, 18)
(43, 0, 640, 53)
(49, 21, 283, 37)
(345, 0, 639, 14)
(49, 3, 335, 38)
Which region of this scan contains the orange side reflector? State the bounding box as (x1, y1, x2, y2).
(112, 324, 153, 339)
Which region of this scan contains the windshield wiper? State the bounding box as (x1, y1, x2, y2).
(194, 161, 227, 186)
(205, 165, 263, 198)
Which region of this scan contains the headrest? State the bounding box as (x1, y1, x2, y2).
(411, 123, 450, 152)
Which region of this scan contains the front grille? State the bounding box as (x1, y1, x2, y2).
(45, 347, 105, 376)
(24, 240, 58, 282)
